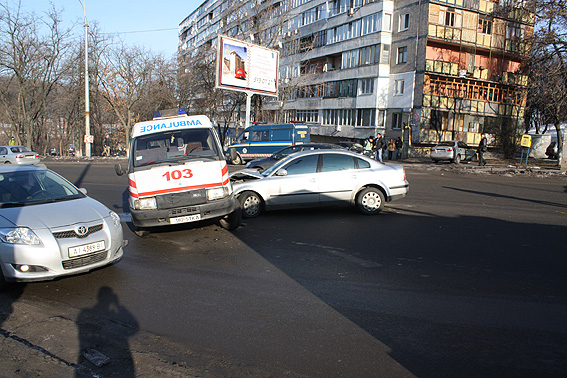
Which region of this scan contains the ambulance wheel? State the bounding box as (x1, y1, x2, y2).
(219, 208, 242, 230)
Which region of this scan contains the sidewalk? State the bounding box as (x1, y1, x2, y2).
(0, 292, 261, 378)
(396, 155, 565, 177)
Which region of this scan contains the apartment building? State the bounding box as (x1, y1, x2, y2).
(178, 0, 534, 145)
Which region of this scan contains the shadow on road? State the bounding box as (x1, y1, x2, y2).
(76, 286, 139, 377)
(235, 207, 567, 378)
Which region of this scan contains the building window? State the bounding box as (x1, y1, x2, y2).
(399, 13, 410, 31)
(444, 9, 455, 26)
(381, 44, 390, 64)
(356, 109, 376, 127)
(397, 46, 407, 64)
(359, 78, 374, 94)
(377, 110, 386, 127)
(394, 80, 405, 95)
(478, 17, 492, 35)
(383, 13, 392, 31)
(392, 113, 403, 129)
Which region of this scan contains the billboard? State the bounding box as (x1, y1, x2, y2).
(216, 35, 279, 97)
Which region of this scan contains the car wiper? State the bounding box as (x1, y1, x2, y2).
(0, 202, 23, 208)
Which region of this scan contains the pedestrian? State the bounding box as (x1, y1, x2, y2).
(364, 136, 374, 158)
(8, 136, 16, 146)
(374, 133, 386, 162)
(395, 137, 403, 160)
(478, 133, 487, 166)
(387, 138, 395, 160)
(103, 134, 111, 157)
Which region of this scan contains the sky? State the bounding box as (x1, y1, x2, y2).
(19, 0, 203, 57)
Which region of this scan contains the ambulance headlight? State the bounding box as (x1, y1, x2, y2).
(134, 197, 157, 210)
(207, 187, 229, 201)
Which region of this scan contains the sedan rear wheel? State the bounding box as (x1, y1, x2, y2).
(356, 187, 385, 215)
(454, 154, 461, 164)
(238, 191, 262, 218)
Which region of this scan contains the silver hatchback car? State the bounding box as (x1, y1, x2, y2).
(430, 141, 477, 164)
(231, 149, 409, 218)
(0, 165, 124, 285)
(0, 145, 41, 165)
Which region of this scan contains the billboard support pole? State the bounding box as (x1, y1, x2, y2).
(245, 91, 253, 129)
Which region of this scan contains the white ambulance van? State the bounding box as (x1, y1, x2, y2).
(115, 111, 241, 236)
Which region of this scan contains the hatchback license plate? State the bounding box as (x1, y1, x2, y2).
(69, 241, 106, 258)
(170, 214, 201, 224)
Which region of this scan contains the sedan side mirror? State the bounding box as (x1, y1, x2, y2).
(275, 169, 288, 177)
(115, 163, 126, 176)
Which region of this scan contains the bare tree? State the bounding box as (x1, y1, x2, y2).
(0, 1, 72, 149)
(97, 43, 157, 151)
(530, 0, 567, 167)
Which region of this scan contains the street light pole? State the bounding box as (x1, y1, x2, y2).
(79, 0, 91, 157)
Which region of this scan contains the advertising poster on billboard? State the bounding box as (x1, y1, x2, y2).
(217, 35, 279, 97)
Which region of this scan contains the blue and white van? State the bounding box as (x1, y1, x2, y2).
(226, 123, 310, 164)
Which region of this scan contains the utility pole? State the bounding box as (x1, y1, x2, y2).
(79, 0, 91, 157)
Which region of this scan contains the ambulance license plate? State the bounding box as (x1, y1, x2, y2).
(170, 214, 201, 224)
(69, 241, 106, 258)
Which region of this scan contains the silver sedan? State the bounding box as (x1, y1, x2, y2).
(231, 149, 409, 218)
(0, 145, 41, 165)
(0, 165, 124, 285)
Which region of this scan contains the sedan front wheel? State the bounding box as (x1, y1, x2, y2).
(356, 187, 385, 215)
(238, 191, 262, 218)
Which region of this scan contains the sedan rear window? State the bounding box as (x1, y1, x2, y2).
(321, 154, 355, 172)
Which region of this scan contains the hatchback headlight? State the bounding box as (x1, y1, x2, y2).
(207, 187, 229, 201)
(0, 227, 41, 245)
(134, 197, 157, 210)
(109, 211, 121, 228)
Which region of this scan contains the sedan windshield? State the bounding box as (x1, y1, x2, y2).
(0, 170, 84, 207)
(133, 129, 220, 167)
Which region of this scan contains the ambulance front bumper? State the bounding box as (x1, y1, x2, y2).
(130, 195, 240, 228)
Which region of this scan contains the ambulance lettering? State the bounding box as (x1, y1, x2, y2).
(139, 119, 203, 134)
(162, 169, 193, 181)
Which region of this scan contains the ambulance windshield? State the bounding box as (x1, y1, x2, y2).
(133, 128, 220, 167)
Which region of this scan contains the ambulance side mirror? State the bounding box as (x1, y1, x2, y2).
(115, 163, 126, 176)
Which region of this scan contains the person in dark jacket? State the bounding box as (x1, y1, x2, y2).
(478, 133, 487, 166)
(374, 133, 386, 162)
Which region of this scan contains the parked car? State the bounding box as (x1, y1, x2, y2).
(226, 122, 310, 165)
(0, 145, 40, 165)
(0, 165, 124, 286)
(231, 149, 409, 218)
(430, 141, 477, 164)
(335, 141, 364, 154)
(245, 143, 344, 171)
(546, 141, 558, 159)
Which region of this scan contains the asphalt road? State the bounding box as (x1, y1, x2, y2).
(1, 161, 566, 377)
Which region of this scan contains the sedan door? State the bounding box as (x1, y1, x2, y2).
(317, 153, 359, 205)
(0, 147, 7, 164)
(264, 154, 320, 208)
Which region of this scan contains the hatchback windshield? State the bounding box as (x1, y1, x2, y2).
(133, 128, 220, 167)
(0, 170, 84, 207)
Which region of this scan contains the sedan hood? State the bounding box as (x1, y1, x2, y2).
(0, 197, 110, 230)
(230, 169, 264, 180)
